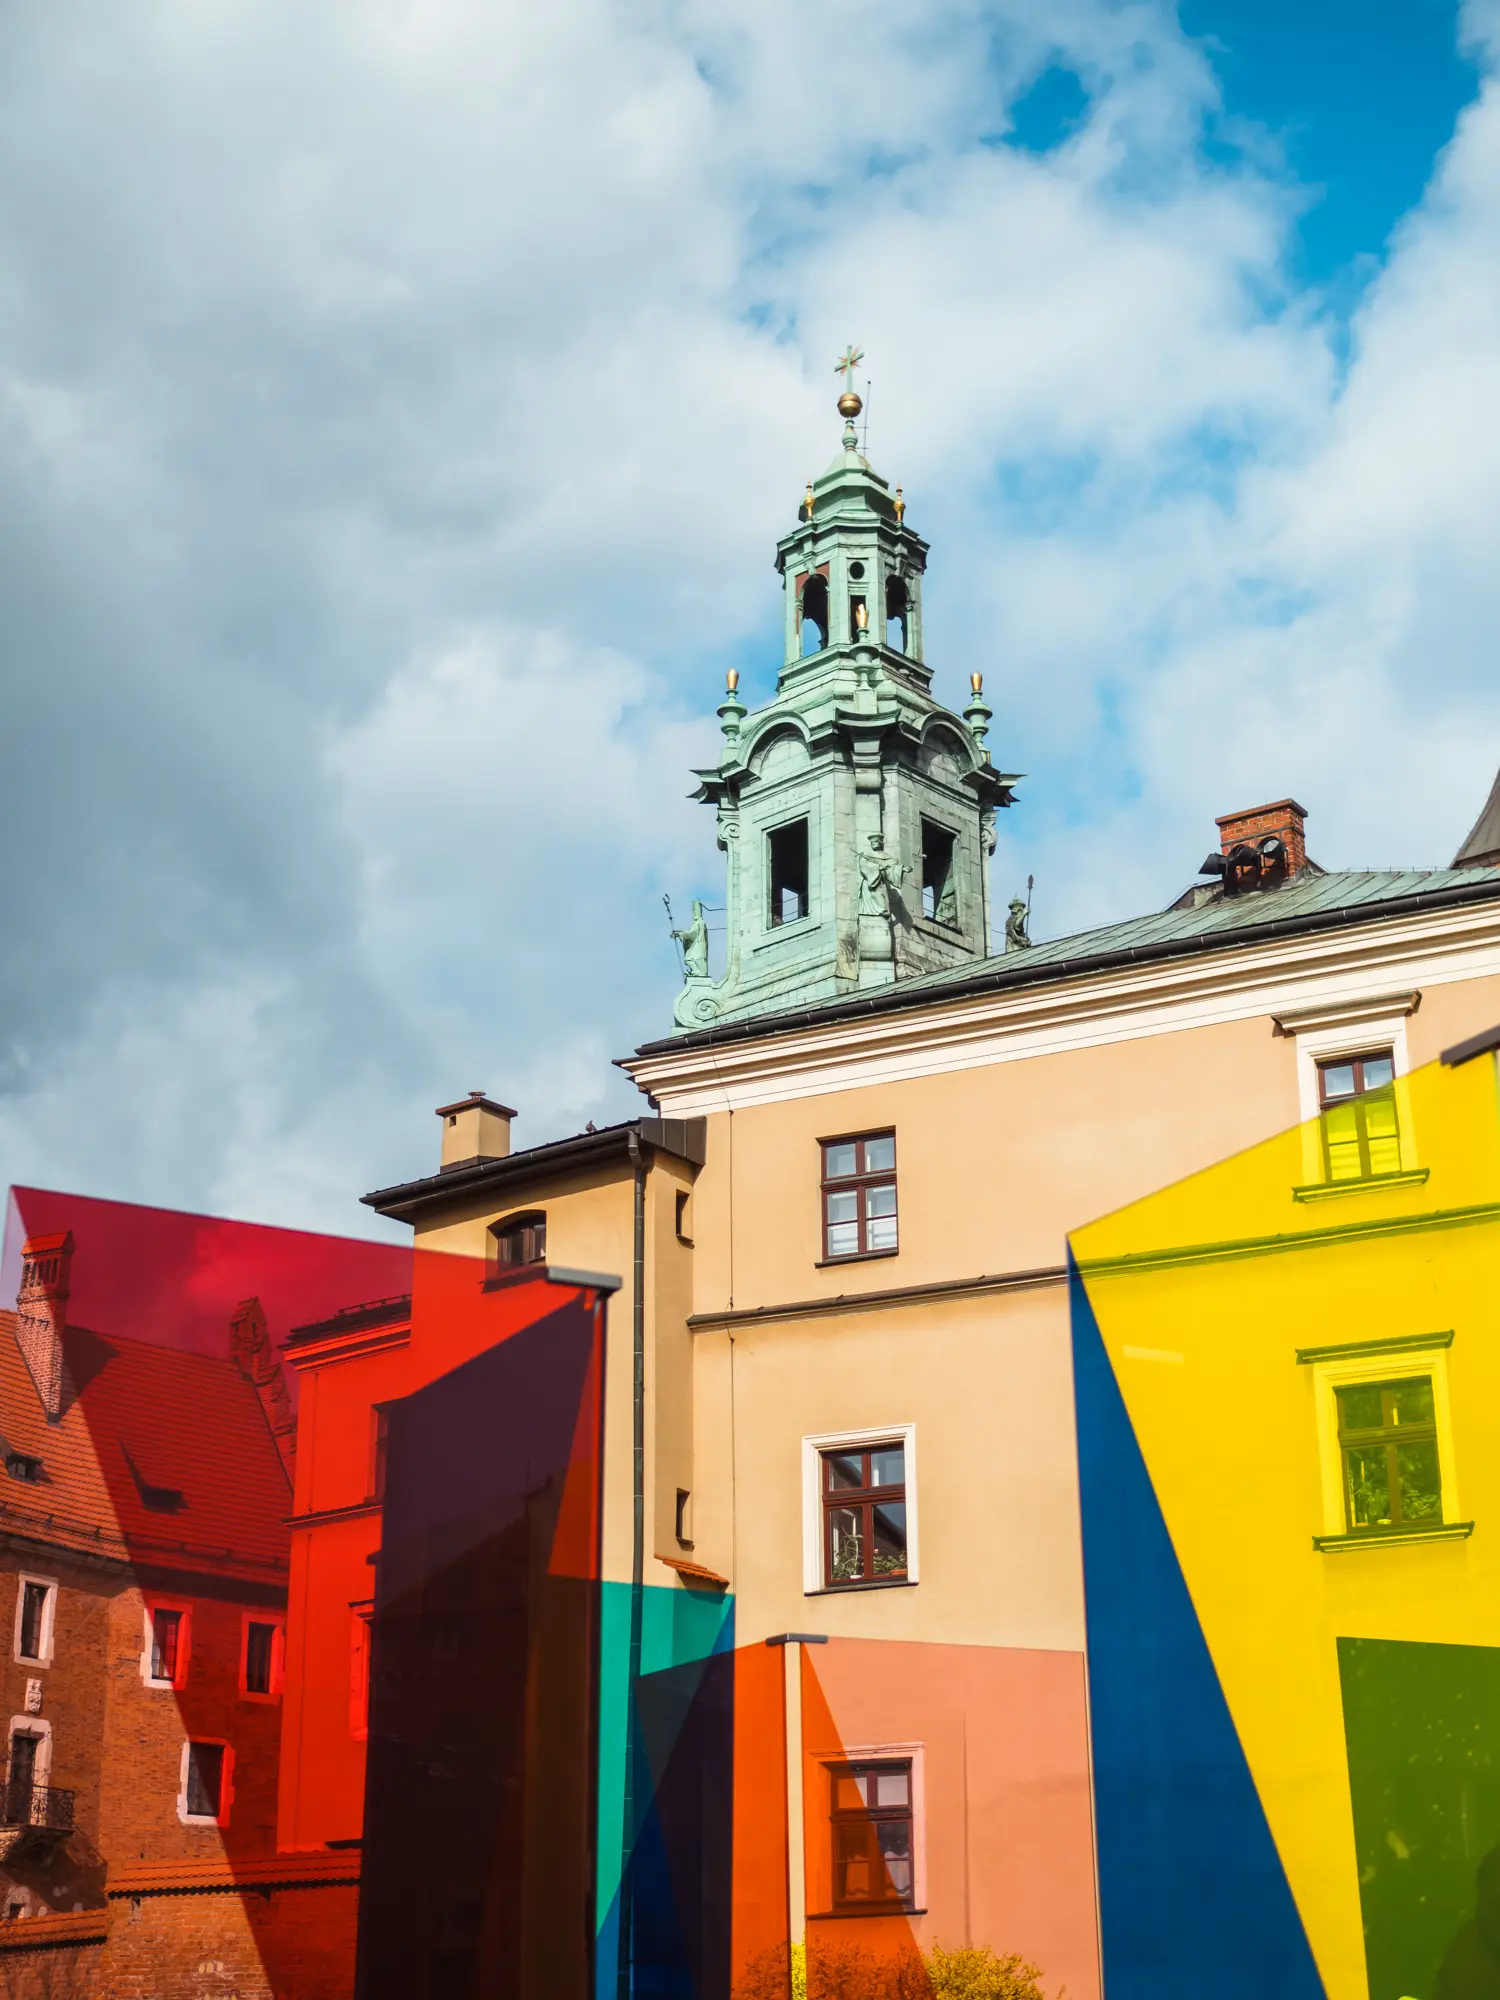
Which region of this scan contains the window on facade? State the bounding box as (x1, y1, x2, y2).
(821, 1133, 897, 1261)
(350, 1606, 374, 1740)
(150, 1606, 184, 1685)
(1336, 1376, 1443, 1533)
(830, 1761, 914, 1910)
(16, 1581, 51, 1664)
(492, 1213, 546, 1271)
(768, 820, 810, 927)
(886, 576, 909, 653)
(5, 1452, 41, 1483)
(822, 1442, 907, 1585)
(369, 1406, 390, 1502)
(800, 573, 829, 656)
(5, 1730, 43, 1825)
(185, 1742, 225, 1820)
(244, 1620, 279, 1696)
(920, 821, 958, 926)
(1318, 1052, 1400, 1181)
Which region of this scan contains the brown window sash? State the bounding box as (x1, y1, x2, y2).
(829, 1759, 915, 1912)
(1316, 1051, 1400, 1183)
(820, 1132, 898, 1262)
(821, 1445, 907, 1587)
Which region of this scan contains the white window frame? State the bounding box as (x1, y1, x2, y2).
(239, 1612, 285, 1702)
(1302, 1337, 1462, 1545)
(802, 1424, 918, 1596)
(1276, 995, 1419, 1185)
(812, 1739, 927, 1916)
(178, 1737, 234, 1827)
(12, 1574, 56, 1667)
(141, 1599, 191, 1689)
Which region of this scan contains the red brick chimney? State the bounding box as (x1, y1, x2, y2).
(229, 1297, 297, 1483)
(1215, 799, 1309, 881)
(16, 1231, 73, 1420)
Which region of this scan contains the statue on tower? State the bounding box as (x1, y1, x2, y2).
(858, 833, 905, 918)
(671, 899, 710, 980)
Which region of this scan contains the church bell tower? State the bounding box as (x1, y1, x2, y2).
(673, 357, 1018, 1032)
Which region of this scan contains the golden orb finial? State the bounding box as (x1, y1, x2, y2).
(971, 672, 983, 695)
(726, 668, 739, 693)
(837, 390, 862, 420)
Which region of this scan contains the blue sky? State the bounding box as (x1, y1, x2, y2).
(1, 0, 1498, 1230)
(1182, 0, 1477, 283)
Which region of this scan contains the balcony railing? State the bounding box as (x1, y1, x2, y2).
(1, 1782, 75, 1832)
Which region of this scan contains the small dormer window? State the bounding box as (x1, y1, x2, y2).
(493, 1212, 546, 1271)
(768, 820, 810, 927)
(5, 1453, 42, 1484)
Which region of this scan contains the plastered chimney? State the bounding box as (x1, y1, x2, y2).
(16, 1231, 73, 1421)
(436, 1091, 516, 1172)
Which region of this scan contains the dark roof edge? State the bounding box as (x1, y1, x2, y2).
(628, 875, 1500, 1062)
(360, 1117, 705, 1220)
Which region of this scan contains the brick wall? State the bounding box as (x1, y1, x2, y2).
(0, 1878, 361, 2000)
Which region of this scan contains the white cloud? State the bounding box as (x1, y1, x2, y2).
(0, 0, 1496, 1225)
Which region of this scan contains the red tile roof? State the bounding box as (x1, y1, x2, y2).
(0, 1312, 291, 1584)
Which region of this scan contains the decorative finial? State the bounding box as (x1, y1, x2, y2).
(834, 344, 865, 448)
(854, 600, 869, 632)
(718, 667, 746, 742)
(893, 486, 905, 524)
(964, 672, 993, 758)
(803, 482, 815, 522)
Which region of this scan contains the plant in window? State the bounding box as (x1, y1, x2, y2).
(1336, 1377, 1442, 1531)
(822, 1445, 907, 1586)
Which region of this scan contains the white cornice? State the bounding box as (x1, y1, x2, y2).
(624, 900, 1500, 1116)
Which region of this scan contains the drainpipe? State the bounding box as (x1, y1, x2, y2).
(617, 1129, 647, 1998)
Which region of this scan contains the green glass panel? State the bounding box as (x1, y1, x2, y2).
(1339, 1637, 1500, 2000)
(1338, 1383, 1386, 1432)
(1366, 1093, 1402, 1175)
(1344, 1444, 1394, 1528)
(1325, 1102, 1364, 1179)
(1389, 1379, 1435, 1426)
(1363, 1056, 1395, 1091)
(1398, 1440, 1443, 1523)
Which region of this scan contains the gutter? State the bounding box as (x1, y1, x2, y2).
(618, 1129, 648, 1998)
(628, 875, 1500, 1061)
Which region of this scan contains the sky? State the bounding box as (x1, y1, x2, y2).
(2, 0, 1498, 1239)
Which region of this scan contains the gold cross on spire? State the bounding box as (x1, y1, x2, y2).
(834, 344, 864, 389)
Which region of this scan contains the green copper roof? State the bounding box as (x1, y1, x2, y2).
(639, 866, 1500, 1055)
